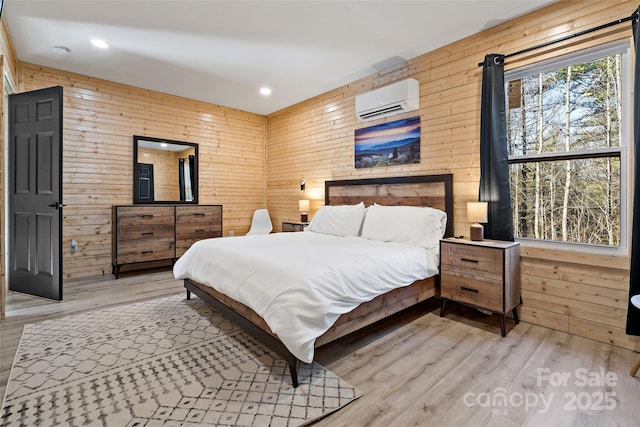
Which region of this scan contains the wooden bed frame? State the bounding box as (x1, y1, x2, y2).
(184, 174, 454, 386)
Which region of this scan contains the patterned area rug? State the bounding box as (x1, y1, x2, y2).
(1, 294, 361, 426)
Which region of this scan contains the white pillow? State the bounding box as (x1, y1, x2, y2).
(360, 204, 447, 250)
(306, 202, 366, 237)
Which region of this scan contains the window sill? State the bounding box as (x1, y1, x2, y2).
(517, 238, 629, 270)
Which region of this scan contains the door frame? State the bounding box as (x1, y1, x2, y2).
(0, 59, 12, 318)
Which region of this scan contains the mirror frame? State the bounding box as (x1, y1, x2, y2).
(133, 135, 199, 204)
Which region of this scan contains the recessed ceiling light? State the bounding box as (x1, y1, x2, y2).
(52, 45, 70, 54)
(91, 39, 109, 49)
(259, 87, 272, 96)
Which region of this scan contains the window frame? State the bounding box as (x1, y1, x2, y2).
(504, 40, 631, 255)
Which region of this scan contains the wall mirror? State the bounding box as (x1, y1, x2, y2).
(133, 135, 199, 204)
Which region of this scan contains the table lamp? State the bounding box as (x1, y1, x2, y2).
(299, 199, 310, 222)
(467, 201, 488, 241)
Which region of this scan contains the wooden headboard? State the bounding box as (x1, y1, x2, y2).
(325, 174, 454, 238)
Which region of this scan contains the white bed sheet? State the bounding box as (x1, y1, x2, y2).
(173, 231, 439, 363)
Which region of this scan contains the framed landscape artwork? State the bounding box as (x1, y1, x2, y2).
(354, 116, 421, 168)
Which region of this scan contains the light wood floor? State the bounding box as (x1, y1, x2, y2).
(2, 271, 639, 426)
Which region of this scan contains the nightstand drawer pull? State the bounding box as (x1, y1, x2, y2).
(141, 214, 154, 219)
(195, 229, 205, 233)
(141, 232, 154, 236)
(141, 250, 154, 254)
(460, 257, 478, 263)
(460, 286, 479, 293)
(194, 213, 206, 216)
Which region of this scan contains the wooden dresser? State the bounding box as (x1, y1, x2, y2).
(439, 238, 521, 336)
(112, 205, 222, 278)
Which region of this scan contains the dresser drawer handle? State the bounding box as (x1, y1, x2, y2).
(194, 213, 206, 216)
(460, 286, 479, 293)
(141, 214, 154, 219)
(141, 232, 154, 236)
(195, 229, 205, 233)
(141, 250, 154, 254)
(460, 257, 478, 263)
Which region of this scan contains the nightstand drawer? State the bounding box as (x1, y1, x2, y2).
(440, 271, 503, 312)
(282, 221, 308, 232)
(441, 243, 503, 277)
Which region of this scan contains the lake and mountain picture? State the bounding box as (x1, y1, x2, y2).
(354, 116, 420, 168)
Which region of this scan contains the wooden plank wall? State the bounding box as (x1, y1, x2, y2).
(18, 64, 266, 279)
(266, 0, 640, 352)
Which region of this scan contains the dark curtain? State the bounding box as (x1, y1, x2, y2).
(188, 154, 196, 198)
(627, 8, 640, 336)
(479, 54, 514, 242)
(178, 158, 185, 201)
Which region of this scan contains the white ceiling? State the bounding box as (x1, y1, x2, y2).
(4, 0, 555, 116)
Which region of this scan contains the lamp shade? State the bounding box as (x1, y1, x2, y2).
(467, 202, 488, 223)
(298, 199, 310, 213)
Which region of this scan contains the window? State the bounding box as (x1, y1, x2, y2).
(506, 43, 629, 250)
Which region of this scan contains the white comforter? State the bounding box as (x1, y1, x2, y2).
(173, 231, 439, 363)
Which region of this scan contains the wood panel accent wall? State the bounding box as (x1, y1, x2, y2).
(265, 0, 639, 352)
(18, 63, 266, 279)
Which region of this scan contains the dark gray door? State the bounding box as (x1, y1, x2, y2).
(136, 162, 154, 202)
(9, 86, 63, 300)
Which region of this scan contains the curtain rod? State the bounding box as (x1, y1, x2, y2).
(477, 11, 638, 67)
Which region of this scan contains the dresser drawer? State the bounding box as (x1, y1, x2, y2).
(117, 240, 175, 264)
(175, 224, 222, 257)
(176, 206, 222, 225)
(440, 271, 503, 312)
(117, 224, 174, 241)
(175, 238, 212, 257)
(116, 207, 175, 226)
(175, 222, 222, 240)
(175, 241, 196, 258)
(441, 242, 503, 277)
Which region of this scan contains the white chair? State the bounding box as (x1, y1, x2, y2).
(247, 209, 273, 235)
(631, 294, 640, 377)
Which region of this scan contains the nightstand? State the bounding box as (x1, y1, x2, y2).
(439, 238, 521, 337)
(282, 221, 309, 232)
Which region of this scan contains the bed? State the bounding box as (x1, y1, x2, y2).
(174, 174, 454, 386)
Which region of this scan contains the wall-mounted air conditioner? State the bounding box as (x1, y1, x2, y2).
(355, 78, 419, 121)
